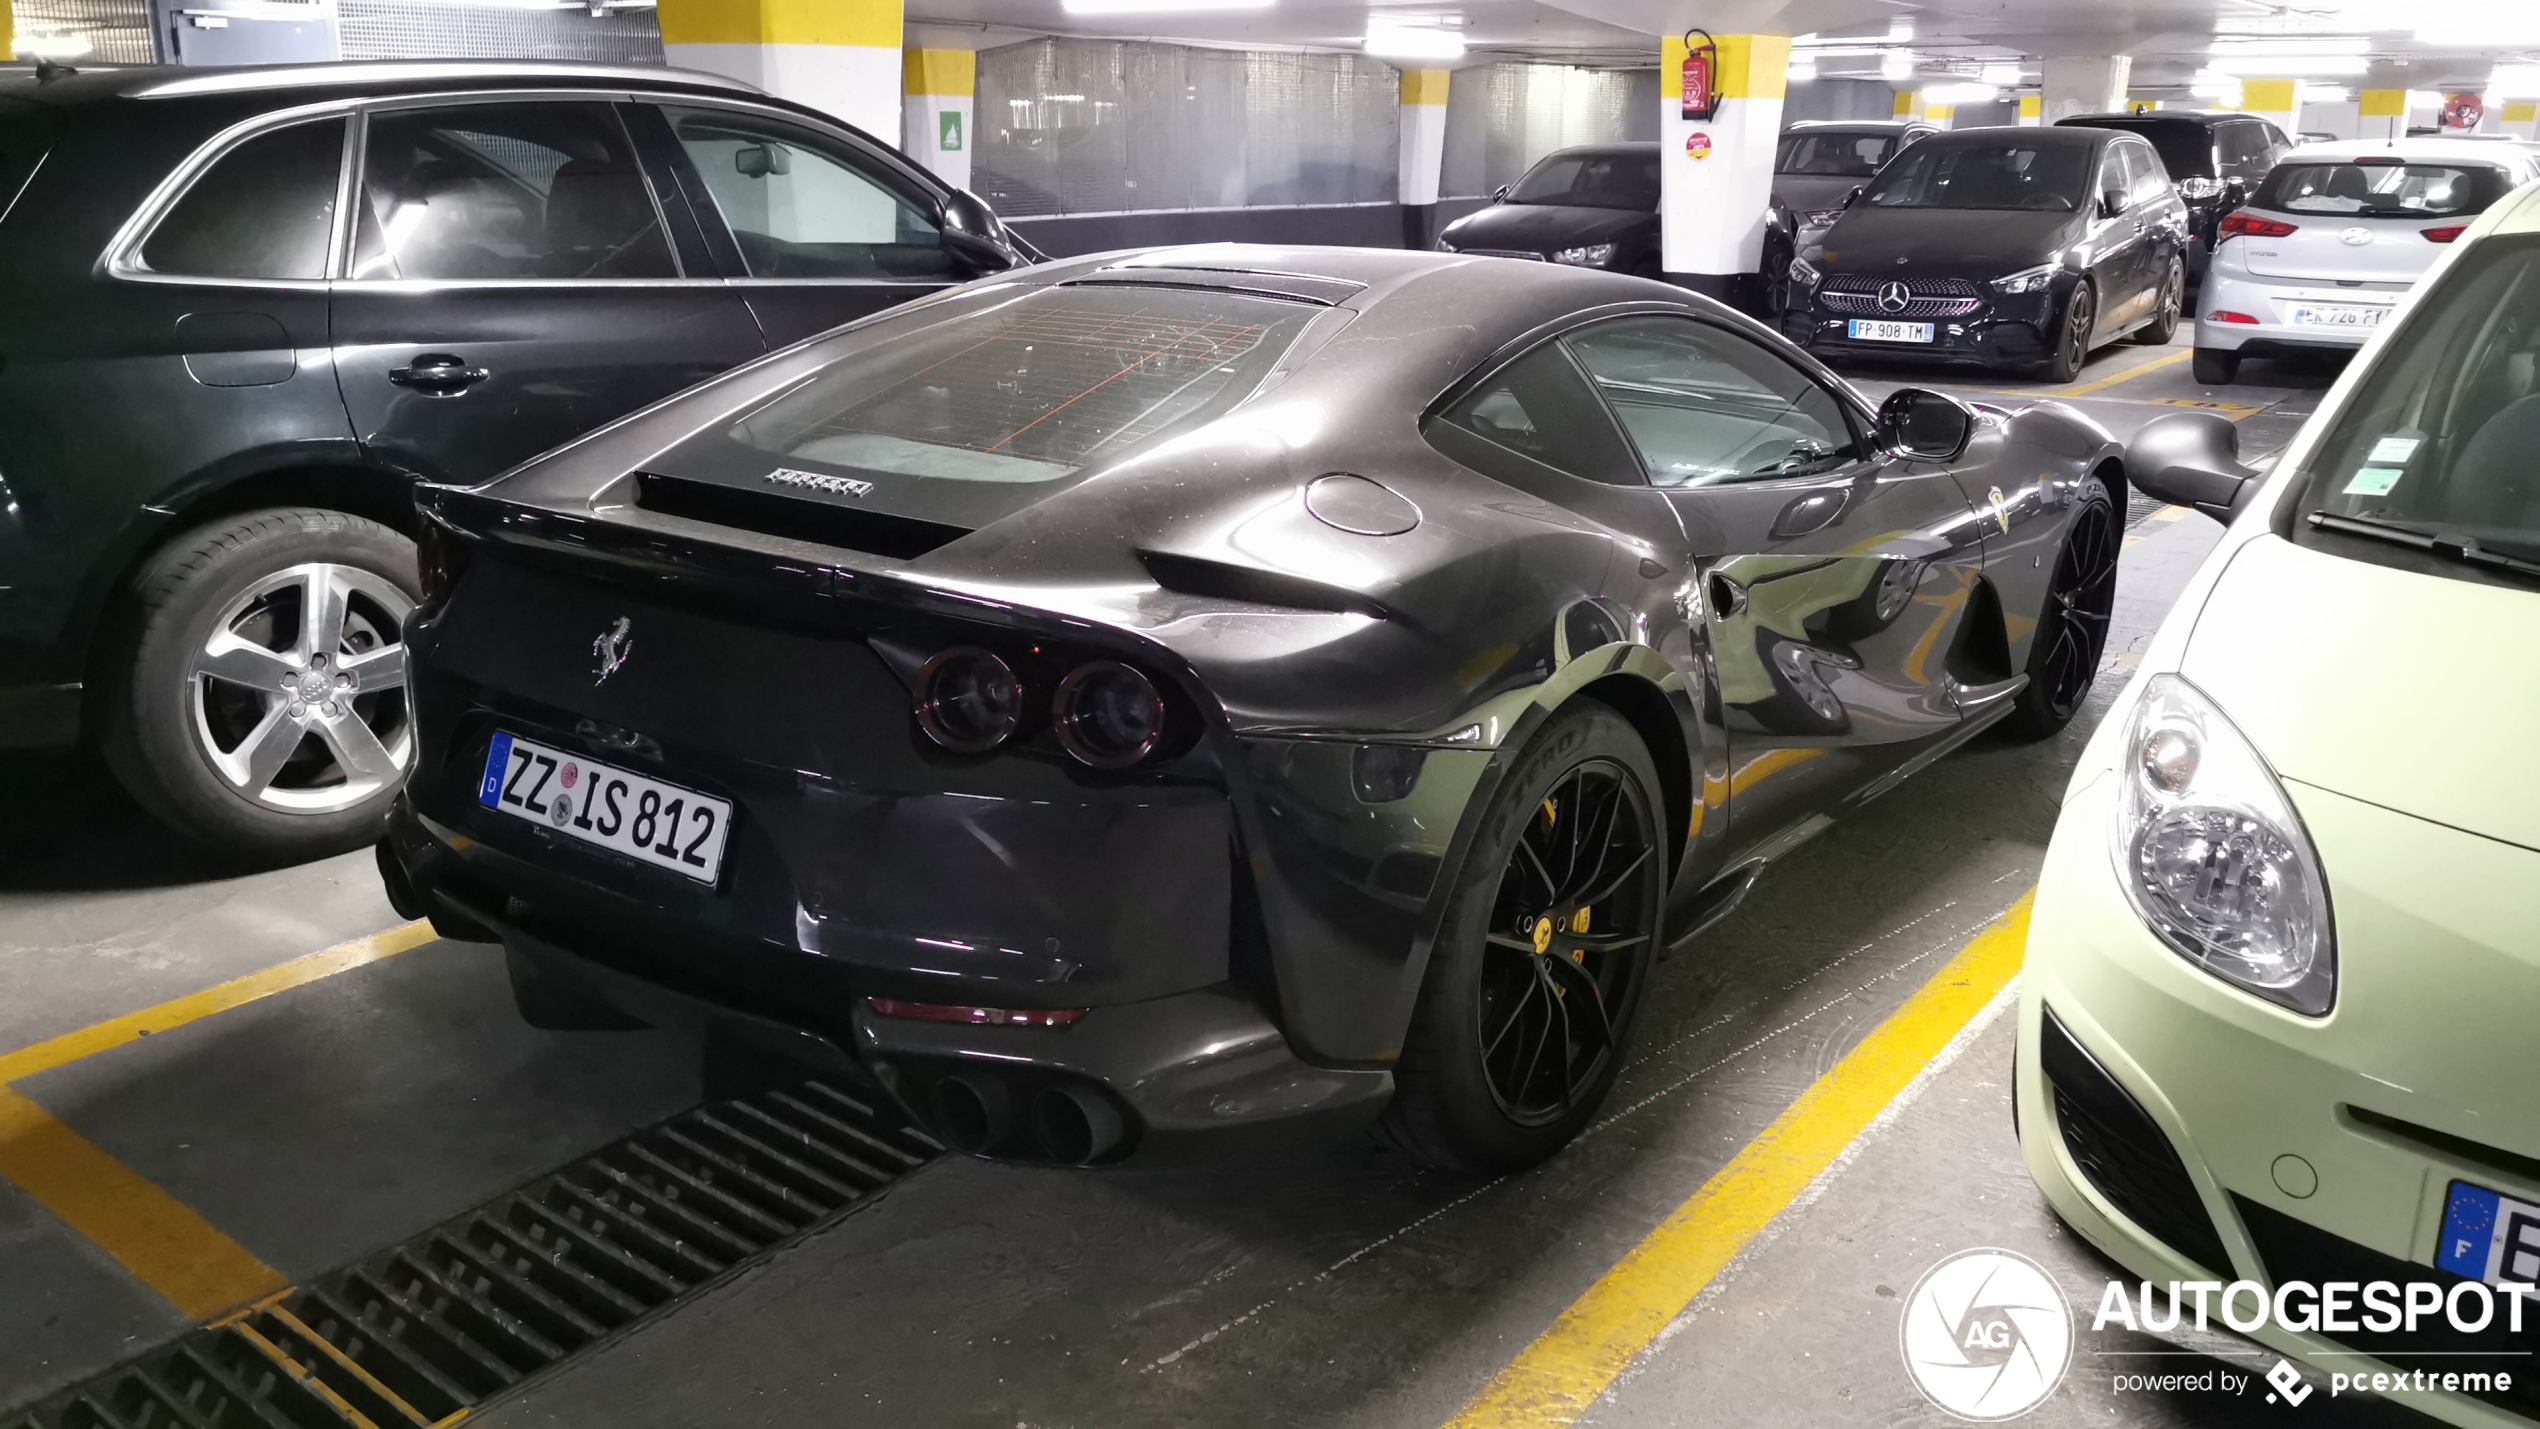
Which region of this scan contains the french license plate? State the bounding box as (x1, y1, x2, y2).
(479, 731, 731, 885)
(1848, 318, 1935, 343)
(2436, 1180, 2540, 1286)
(2289, 303, 2386, 329)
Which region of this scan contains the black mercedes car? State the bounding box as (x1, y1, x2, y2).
(0, 60, 1034, 860)
(1437, 142, 1797, 314)
(381, 244, 2129, 1171)
(1786, 126, 2190, 380)
(2057, 110, 2290, 278)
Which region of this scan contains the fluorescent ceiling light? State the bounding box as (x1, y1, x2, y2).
(1363, 17, 1462, 60)
(1923, 82, 1997, 105)
(2209, 57, 2368, 77)
(1060, 0, 1271, 13)
(2191, 71, 2243, 103)
(2418, 18, 2540, 46)
(1880, 50, 1914, 82)
(1979, 62, 2021, 86)
(1885, 17, 1912, 42)
(2298, 82, 2349, 103)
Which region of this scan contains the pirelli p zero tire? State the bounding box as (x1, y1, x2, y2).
(1376, 701, 1667, 1172)
(101, 508, 419, 863)
(2001, 479, 2119, 741)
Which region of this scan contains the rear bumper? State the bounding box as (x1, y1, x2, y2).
(391, 798, 1392, 1163)
(2196, 266, 2401, 354)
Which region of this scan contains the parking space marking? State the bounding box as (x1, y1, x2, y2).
(1441, 891, 2033, 1429)
(0, 1087, 288, 1319)
(0, 921, 432, 1321)
(0, 921, 434, 1083)
(1959, 348, 2192, 403)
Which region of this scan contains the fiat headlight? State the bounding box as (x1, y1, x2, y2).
(1553, 243, 1616, 267)
(1993, 262, 2060, 294)
(2111, 674, 2334, 1015)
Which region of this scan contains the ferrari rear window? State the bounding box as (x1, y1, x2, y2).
(723, 285, 1318, 482)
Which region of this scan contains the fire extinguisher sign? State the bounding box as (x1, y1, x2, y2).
(1680, 28, 1720, 123)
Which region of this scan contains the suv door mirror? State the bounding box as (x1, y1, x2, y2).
(1877, 388, 1976, 460)
(2125, 411, 2260, 522)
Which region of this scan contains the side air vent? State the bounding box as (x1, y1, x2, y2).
(1139, 550, 1389, 619)
(2040, 1005, 2234, 1276)
(635, 472, 970, 561)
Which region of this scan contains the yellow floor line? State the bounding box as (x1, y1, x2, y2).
(0, 1087, 289, 1318)
(0, 921, 435, 1084)
(2048, 347, 2192, 397)
(1442, 891, 2034, 1429)
(0, 921, 434, 1319)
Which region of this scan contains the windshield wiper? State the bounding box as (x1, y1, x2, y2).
(2307, 510, 2540, 581)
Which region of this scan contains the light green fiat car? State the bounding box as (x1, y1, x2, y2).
(2018, 177, 2540, 1426)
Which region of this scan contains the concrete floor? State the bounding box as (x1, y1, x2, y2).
(0, 331, 2413, 1427)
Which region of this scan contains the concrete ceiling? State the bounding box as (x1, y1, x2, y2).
(909, 0, 2540, 94)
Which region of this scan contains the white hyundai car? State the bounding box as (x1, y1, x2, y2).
(2193, 137, 2539, 385)
(2020, 175, 2540, 1426)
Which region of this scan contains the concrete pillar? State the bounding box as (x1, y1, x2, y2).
(1922, 103, 1954, 128)
(902, 47, 972, 189)
(1398, 68, 1449, 249)
(1891, 88, 1918, 119)
(1661, 32, 1789, 306)
(2303, 96, 2361, 140)
(2358, 87, 2406, 141)
(659, 0, 902, 144)
(1, 0, 12, 63)
(2041, 56, 2129, 123)
(2241, 78, 2298, 137)
(2505, 101, 2540, 140)
(2016, 94, 2042, 127)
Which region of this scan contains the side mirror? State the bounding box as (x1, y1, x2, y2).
(2099, 187, 2131, 219)
(1492, 184, 1512, 203)
(2125, 411, 2260, 522)
(938, 187, 1035, 271)
(1877, 388, 1976, 461)
(734, 143, 791, 178)
(1844, 184, 1864, 207)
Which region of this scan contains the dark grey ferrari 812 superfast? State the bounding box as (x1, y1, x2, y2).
(381, 244, 2125, 1171)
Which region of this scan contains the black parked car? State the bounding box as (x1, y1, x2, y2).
(381, 244, 2129, 1169)
(1786, 126, 2190, 381)
(1774, 118, 1942, 229)
(0, 61, 1034, 859)
(2056, 111, 2289, 278)
(1437, 142, 1797, 314)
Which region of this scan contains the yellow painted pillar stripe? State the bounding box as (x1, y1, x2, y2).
(2360, 89, 2406, 118)
(1925, 104, 1954, 121)
(658, 0, 898, 50)
(1892, 89, 1917, 117)
(2241, 78, 2297, 113)
(1661, 34, 1792, 103)
(0, 1088, 287, 1318)
(2018, 94, 2042, 119)
(1444, 892, 2033, 1429)
(2508, 102, 2538, 125)
(904, 47, 973, 97)
(0, 0, 13, 64)
(1401, 68, 1450, 106)
(0, 922, 435, 1319)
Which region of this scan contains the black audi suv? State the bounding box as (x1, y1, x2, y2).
(1785, 126, 2191, 380)
(0, 61, 1034, 860)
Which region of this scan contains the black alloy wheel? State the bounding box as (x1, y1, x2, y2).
(2136, 256, 2184, 346)
(2002, 481, 2119, 739)
(1377, 702, 1666, 1171)
(2043, 282, 2096, 383)
(1474, 760, 1658, 1126)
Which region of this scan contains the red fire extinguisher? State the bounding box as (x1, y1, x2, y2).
(1681, 29, 1719, 122)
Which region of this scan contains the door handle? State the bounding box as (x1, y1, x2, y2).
(388, 354, 489, 395)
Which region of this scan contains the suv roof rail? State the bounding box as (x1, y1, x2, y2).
(134, 59, 759, 100)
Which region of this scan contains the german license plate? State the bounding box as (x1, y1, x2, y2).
(2289, 303, 2386, 329)
(2436, 1180, 2540, 1286)
(479, 731, 731, 884)
(1848, 318, 1935, 343)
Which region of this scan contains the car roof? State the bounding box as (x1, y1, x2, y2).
(1784, 119, 1929, 132)
(2060, 111, 2258, 129)
(1922, 124, 2106, 147)
(2280, 137, 2532, 169)
(0, 59, 759, 109)
(1536, 142, 1658, 159)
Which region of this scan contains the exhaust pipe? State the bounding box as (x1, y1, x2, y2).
(933, 1074, 1014, 1154)
(1030, 1084, 1126, 1165)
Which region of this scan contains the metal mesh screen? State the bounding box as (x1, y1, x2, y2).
(975, 38, 1399, 218)
(1440, 63, 1657, 199)
(11, 0, 159, 63)
(338, 1, 664, 64)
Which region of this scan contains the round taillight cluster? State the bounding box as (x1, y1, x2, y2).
(911, 649, 1168, 768)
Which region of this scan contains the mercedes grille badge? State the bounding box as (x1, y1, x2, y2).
(592, 616, 633, 686)
(1878, 280, 1912, 313)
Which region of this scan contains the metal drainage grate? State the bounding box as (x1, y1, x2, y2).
(9, 1080, 940, 1429)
